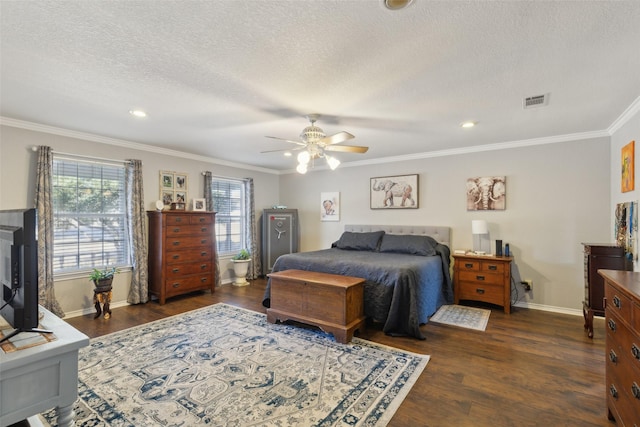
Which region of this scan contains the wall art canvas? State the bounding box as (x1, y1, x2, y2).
(321, 192, 340, 221)
(160, 170, 188, 206)
(370, 174, 418, 209)
(467, 176, 506, 211)
(615, 201, 637, 262)
(621, 140, 635, 193)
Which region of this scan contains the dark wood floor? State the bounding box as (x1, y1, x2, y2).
(65, 279, 613, 427)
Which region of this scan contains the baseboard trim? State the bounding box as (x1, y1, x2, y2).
(513, 301, 583, 317)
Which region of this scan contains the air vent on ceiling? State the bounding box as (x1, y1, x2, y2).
(523, 93, 549, 109)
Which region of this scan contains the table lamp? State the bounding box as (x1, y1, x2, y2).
(471, 220, 488, 254)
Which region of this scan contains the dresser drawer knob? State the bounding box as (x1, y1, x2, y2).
(200, 264, 207, 270)
(476, 288, 485, 295)
(476, 275, 485, 281)
(173, 227, 181, 233)
(632, 382, 640, 399)
(464, 263, 473, 268)
(613, 295, 621, 308)
(172, 254, 179, 259)
(201, 227, 207, 232)
(488, 265, 497, 271)
(632, 343, 640, 359)
(200, 277, 208, 283)
(201, 239, 207, 244)
(609, 349, 618, 364)
(172, 283, 180, 288)
(199, 217, 205, 222)
(173, 241, 180, 246)
(608, 319, 616, 332)
(610, 384, 618, 399)
(201, 251, 208, 256)
(172, 268, 179, 273)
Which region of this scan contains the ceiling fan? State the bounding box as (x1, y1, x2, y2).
(263, 114, 369, 173)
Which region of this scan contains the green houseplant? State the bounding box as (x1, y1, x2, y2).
(231, 249, 251, 286)
(89, 267, 119, 291)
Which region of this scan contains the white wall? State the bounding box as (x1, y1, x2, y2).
(610, 105, 640, 267)
(0, 124, 280, 315)
(278, 137, 612, 313)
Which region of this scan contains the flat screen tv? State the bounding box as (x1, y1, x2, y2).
(0, 208, 50, 343)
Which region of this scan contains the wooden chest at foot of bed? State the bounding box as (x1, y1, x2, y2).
(267, 269, 366, 343)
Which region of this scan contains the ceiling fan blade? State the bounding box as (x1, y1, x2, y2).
(324, 145, 369, 153)
(319, 131, 355, 145)
(265, 136, 306, 146)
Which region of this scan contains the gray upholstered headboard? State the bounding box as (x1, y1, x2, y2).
(344, 224, 451, 247)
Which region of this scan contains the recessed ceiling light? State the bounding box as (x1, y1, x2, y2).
(284, 151, 292, 157)
(461, 121, 476, 128)
(129, 109, 147, 118)
(384, 0, 414, 10)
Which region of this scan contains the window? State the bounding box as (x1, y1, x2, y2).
(52, 157, 128, 273)
(211, 177, 245, 256)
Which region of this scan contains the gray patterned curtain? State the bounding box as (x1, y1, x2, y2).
(125, 159, 149, 304)
(243, 178, 261, 279)
(204, 171, 221, 287)
(34, 146, 64, 317)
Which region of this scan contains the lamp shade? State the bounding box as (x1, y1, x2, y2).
(471, 220, 488, 235)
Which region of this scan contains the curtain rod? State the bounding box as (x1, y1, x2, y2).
(31, 146, 135, 165)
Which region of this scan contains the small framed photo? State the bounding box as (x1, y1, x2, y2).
(370, 174, 418, 209)
(192, 198, 206, 211)
(160, 171, 188, 206)
(321, 192, 340, 221)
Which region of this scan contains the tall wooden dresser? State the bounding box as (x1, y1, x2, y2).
(582, 243, 632, 338)
(598, 269, 640, 426)
(147, 211, 216, 304)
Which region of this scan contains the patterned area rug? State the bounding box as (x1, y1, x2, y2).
(429, 304, 491, 331)
(40, 303, 429, 426)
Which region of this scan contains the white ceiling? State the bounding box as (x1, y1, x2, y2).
(2, 1, 640, 172)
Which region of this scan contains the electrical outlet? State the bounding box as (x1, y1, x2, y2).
(520, 280, 533, 291)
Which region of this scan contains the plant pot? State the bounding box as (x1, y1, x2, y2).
(232, 259, 250, 286)
(93, 278, 113, 293)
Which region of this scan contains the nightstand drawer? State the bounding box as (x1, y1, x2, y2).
(459, 270, 504, 286)
(457, 281, 504, 304)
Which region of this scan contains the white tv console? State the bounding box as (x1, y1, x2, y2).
(0, 306, 89, 427)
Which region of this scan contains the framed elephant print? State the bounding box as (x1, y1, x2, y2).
(467, 176, 506, 211)
(370, 174, 418, 209)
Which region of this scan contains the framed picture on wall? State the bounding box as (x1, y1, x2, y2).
(622, 140, 635, 193)
(159, 170, 188, 206)
(370, 174, 418, 209)
(466, 176, 506, 211)
(321, 192, 340, 221)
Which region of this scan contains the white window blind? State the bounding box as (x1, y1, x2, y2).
(52, 157, 128, 272)
(211, 178, 245, 256)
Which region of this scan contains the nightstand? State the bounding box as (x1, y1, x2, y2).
(453, 254, 513, 313)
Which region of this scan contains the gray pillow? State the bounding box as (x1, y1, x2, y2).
(333, 231, 385, 251)
(378, 234, 436, 256)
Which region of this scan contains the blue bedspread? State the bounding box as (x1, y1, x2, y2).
(262, 246, 453, 339)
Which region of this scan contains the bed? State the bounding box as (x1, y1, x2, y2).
(262, 224, 453, 339)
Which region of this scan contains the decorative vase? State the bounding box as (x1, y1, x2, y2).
(232, 259, 250, 286)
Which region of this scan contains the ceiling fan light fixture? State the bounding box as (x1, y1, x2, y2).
(297, 150, 311, 164)
(326, 155, 340, 170)
(296, 163, 308, 174)
(284, 151, 292, 157)
(461, 121, 476, 128)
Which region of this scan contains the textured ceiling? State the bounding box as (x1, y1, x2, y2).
(1, 1, 640, 172)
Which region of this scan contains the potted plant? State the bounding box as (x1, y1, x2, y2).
(89, 267, 119, 292)
(231, 249, 251, 286)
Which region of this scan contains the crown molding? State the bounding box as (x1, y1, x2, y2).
(608, 95, 640, 135)
(0, 117, 280, 175)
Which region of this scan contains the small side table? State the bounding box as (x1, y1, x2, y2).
(453, 254, 513, 313)
(93, 287, 112, 319)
